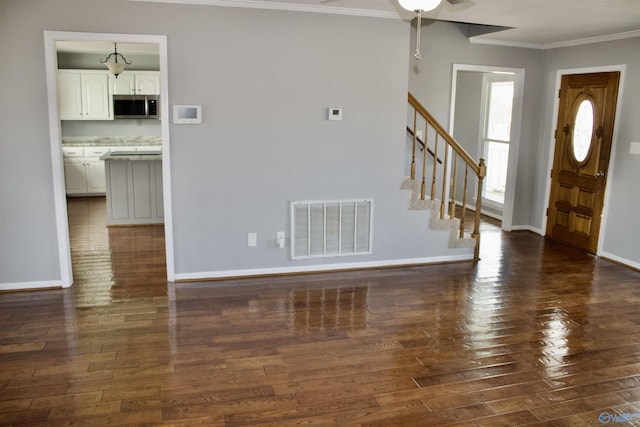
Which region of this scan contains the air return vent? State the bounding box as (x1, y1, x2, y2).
(291, 199, 373, 260)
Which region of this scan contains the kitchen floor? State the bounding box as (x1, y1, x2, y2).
(66, 196, 167, 303)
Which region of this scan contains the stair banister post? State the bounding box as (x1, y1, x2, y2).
(440, 140, 449, 220)
(450, 153, 458, 220)
(410, 110, 418, 180)
(472, 158, 487, 261)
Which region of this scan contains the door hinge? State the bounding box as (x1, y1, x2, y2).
(546, 208, 549, 217)
(550, 169, 553, 178)
(558, 89, 561, 98)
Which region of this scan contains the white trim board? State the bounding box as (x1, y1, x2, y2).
(0, 281, 64, 292)
(510, 225, 543, 235)
(174, 254, 475, 281)
(600, 252, 640, 272)
(43, 31, 176, 287)
(470, 30, 640, 50)
(129, 0, 401, 19)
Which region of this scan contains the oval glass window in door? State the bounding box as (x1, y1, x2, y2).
(572, 100, 594, 162)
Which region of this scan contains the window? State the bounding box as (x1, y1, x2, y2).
(481, 77, 514, 205)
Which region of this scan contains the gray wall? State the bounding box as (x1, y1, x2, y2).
(1, 0, 638, 286)
(535, 37, 640, 264)
(452, 70, 483, 210)
(0, 0, 478, 286)
(409, 20, 640, 266)
(408, 20, 546, 228)
(0, 0, 61, 283)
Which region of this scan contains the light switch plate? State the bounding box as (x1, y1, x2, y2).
(630, 142, 640, 155)
(248, 233, 257, 247)
(328, 107, 342, 121)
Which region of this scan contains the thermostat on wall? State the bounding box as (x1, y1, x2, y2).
(327, 107, 343, 121)
(173, 105, 202, 124)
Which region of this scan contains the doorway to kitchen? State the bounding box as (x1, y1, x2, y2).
(44, 31, 175, 288)
(449, 64, 525, 231)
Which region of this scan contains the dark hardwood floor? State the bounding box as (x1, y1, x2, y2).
(1, 197, 640, 426)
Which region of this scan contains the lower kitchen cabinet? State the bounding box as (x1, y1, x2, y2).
(63, 146, 110, 195)
(103, 158, 164, 225)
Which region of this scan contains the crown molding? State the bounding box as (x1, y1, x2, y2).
(128, 0, 402, 19)
(470, 29, 640, 50)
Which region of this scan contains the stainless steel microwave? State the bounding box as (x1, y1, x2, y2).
(113, 95, 159, 119)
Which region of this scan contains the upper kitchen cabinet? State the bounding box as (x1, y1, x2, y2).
(111, 71, 160, 95)
(57, 70, 113, 120)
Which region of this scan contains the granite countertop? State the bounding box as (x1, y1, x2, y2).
(100, 150, 162, 161)
(62, 136, 162, 147)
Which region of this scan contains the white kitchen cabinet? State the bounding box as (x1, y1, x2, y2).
(111, 73, 135, 95)
(62, 146, 110, 195)
(111, 71, 160, 95)
(57, 70, 112, 120)
(57, 72, 83, 120)
(63, 158, 87, 194)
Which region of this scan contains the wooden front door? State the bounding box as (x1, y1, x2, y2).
(546, 71, 620, 253)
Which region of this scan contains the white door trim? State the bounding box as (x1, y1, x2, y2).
(449, 64, 525, 232)
(43, 31, 175, 286)
(541, 64, 626, 255)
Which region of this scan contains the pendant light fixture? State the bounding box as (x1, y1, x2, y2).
(100, 43, 132, 78)
(398, 0, 442, 60)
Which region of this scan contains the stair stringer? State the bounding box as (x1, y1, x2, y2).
(401, 177, 476, 249)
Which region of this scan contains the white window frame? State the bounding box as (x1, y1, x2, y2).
(479, 74, 515, 208)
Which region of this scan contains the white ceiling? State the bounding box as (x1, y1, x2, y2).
(60, 0, 640, 52)
(136, 0, 640, 48)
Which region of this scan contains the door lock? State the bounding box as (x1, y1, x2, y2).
(596, 171, 606, 178)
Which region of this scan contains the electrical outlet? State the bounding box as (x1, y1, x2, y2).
(248, 233, 257, 247)
(276, 231, 285, 249)
(630, 142, 640, 155)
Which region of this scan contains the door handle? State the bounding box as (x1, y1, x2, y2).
(596, 171, 606, 178)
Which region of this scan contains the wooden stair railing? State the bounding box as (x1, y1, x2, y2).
(405, 127, 442, 164)
(407, 92, 486, 260)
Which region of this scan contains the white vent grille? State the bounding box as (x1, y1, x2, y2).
(291, 199, 373, 260)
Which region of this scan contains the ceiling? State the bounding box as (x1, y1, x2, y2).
(58, 0, 640, 52)
(130, 0, 640, 48)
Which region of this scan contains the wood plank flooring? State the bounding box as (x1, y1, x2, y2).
(1, 197, 640, 425)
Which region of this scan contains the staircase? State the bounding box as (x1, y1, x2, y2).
(402, 93, 486, 260)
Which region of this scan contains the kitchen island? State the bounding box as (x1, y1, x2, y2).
(100, 151, 164, 225)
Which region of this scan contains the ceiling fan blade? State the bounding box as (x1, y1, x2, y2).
(446, 0, 470, 4)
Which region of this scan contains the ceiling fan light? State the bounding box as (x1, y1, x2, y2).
(398, 0, 441, 12)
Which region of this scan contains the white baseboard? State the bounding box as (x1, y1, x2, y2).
(599, 251, 640, 271)
(0, 280, 65, 291)
(511, 225, 544, 235)
(174, 254, 475, 281)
